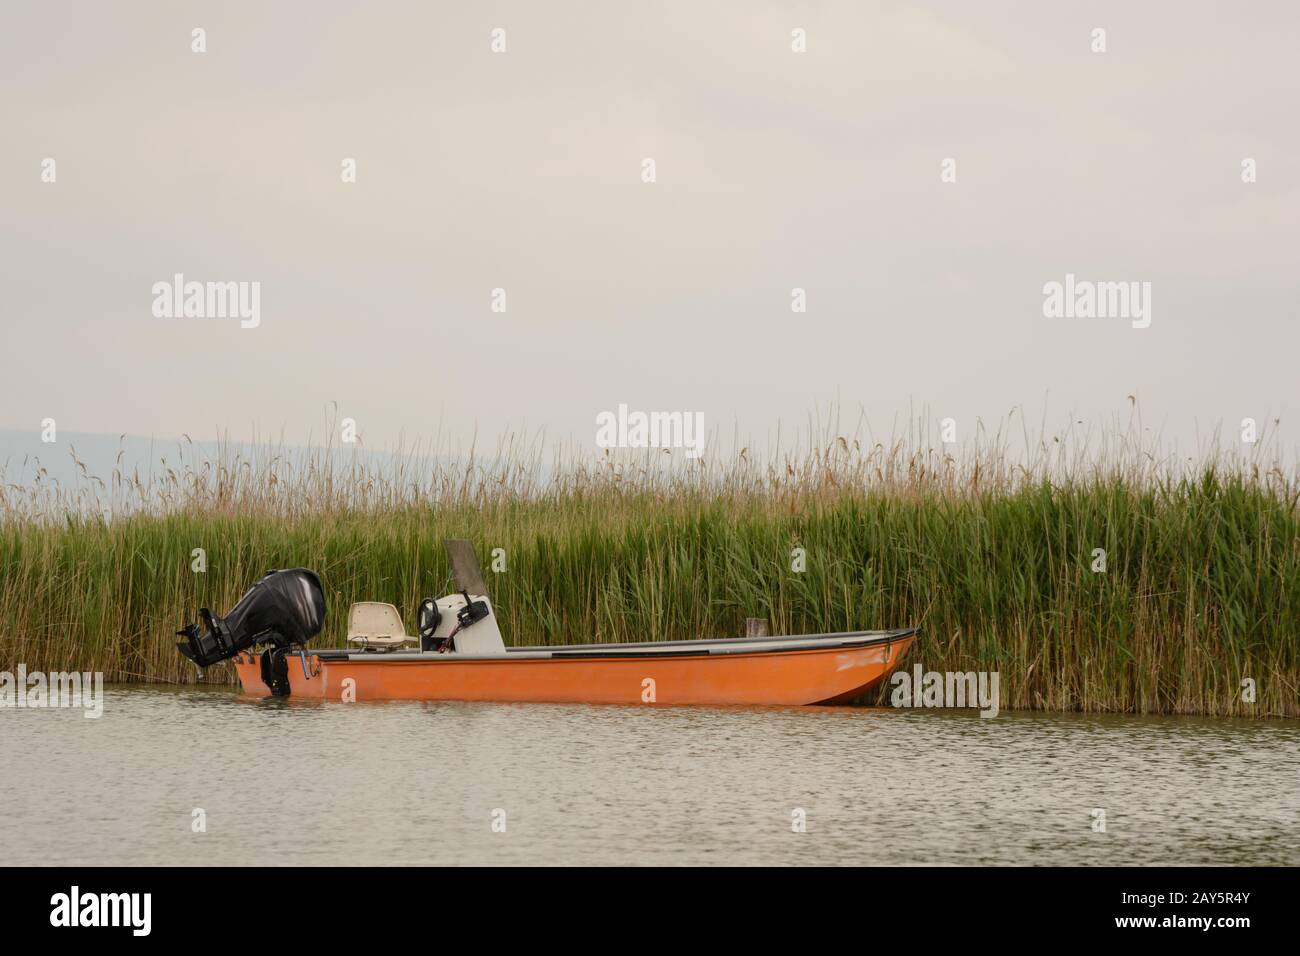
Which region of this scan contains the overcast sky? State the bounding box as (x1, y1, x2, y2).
(3, 2, 1298, 463)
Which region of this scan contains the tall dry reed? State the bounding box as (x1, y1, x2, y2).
(1, 411, 1296, 715)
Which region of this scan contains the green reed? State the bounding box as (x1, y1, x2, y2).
(1, 419, 1296, 716)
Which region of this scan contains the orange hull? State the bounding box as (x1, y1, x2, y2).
(234, 634, 914, 707)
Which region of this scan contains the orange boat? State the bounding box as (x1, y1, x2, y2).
(178, 542, 916, 707)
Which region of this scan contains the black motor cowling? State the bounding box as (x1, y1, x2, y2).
(176, 568, 326, 667)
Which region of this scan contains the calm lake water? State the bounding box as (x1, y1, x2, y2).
(3, 687, 1297, 866)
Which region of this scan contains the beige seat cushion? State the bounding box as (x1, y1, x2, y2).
(346, 602, 417, 650)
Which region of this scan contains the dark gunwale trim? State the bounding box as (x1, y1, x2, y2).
(511, 627, 916, 653)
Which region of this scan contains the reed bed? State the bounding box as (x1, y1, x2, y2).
(1, 413, 1297, 716)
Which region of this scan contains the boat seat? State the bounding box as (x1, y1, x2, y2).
(346, 602, 417, 651)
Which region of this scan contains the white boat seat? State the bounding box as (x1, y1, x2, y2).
(346, 602, 417, 651)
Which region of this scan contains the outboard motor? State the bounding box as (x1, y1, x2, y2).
(176, 569, 326, 672)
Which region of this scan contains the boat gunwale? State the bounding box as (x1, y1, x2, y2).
(291, 628, 917, 664)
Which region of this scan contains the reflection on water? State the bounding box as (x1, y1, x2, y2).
(2, 687, 1296, 865)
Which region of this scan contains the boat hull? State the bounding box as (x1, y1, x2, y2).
(233, 632, 914, 707)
